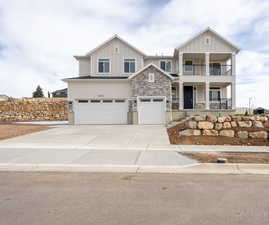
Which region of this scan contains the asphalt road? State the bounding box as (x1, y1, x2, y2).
(0, 172, 269, 225)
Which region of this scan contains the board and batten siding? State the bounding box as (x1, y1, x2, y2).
(78, 58, 91, 76)
(179, 31, 235, 53)
(90, 38, 144, 76)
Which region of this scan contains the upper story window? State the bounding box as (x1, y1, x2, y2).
(210, 63, 221, 75)
(98, 59, 110, 73)
(184, 60, 193, 71)
(124, 59, 135, 73)
(160, 60, 172, 72)
(205, 36, 212, 45)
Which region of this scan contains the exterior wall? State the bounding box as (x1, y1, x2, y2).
(78, 58, 91, 76)
(178, 30, 236, 53)
(68, 80, 131, 100)
(130, 66, 172, 111)
(91, 38, 144, 76)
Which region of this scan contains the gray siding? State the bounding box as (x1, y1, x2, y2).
(91, 38, 144, 76)
(179, 31, 235, 53)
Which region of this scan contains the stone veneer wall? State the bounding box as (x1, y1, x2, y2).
(0, 98, 68, 122)
(130, 65, 172, 111)
(180, 115, 269, 139)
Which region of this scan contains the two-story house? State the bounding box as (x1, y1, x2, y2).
(63, 27, 240, 125)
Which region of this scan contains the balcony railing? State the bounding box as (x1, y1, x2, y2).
(182, 64, 232, 76)
(210, 98, 232, 109)
(183, 64, 206, 76)
(172, 98, 232, 110)
(210, 65, 232, 76)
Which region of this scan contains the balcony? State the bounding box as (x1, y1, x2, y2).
(182, 64, 232, 76)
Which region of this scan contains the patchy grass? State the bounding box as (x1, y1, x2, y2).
(0, 124, 50, 140)
(181, 152, 269, 164)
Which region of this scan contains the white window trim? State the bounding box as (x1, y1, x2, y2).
(209, 87, 221, 102)
(159, 60, 172, 72)
(123, 57, 136, 74)
(97, 58, 111, 74)
(184, 59, 193, 72)
(148, 73, 155, 82)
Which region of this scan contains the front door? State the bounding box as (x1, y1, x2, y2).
(184, 86, 193, 109)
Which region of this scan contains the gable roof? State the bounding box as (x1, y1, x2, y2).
(84, 34, 146, 57)
(176, 27, 240, 53)
(128, 63, 174, 80)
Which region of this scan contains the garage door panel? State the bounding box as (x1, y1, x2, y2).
(75, 100, 128, 125)
(138, 98, 165, 125)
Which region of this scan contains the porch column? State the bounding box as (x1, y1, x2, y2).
(205, 52, 210, 76)
(179, 81, 183, 110)
(231, 53, 236, 76)
(231, 82, 236, 109)
(205, 82, 210, 110)
(178, 52, 183, 75)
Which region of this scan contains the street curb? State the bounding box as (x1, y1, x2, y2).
(0, 163, 269, 174)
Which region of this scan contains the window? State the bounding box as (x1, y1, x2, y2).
(160, 60, 172, 72)
(148, 73, 155, 82)
(172, 86, 177, 101)
(78, 100, 88, 103)
(115, 99, 125, 103)
(124, 59, 135, 73)
(205, 36, 211, 45)
(210, 63, 221, 75)
(153, 99, 163, 102)
(210, 88, 221, 101)
(103, 99, 113, 103)
(184, 60, 193, 71)
(98, 59, 110, 73)
(90, 100, 101, 103)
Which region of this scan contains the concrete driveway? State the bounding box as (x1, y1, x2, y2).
(0, 125, 173, 150)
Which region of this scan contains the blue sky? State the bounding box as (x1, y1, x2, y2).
(0, 0, 269, 108)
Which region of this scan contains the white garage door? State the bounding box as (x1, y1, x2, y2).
(75, 99, 128, 125)
(138, 97, 166, 124)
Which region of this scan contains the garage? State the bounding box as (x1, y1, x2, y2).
(138, 97, 166, 124)
(74, 99, 128, 125)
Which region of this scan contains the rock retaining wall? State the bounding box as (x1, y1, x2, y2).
(180, 115, 269, 139)
(0, 98, 68, 122)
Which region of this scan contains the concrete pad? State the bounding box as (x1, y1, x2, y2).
(11, 149, 91, 164)
(71, 150, 140, 165)
(0, 125, 170, 150)
(137, 151, 197, 166)
(0, 149, 36, 163)
(178, 145, 269, 153)
(238, 164, 269, 174)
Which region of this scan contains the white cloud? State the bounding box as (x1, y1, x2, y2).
(0, 0, 269, 108)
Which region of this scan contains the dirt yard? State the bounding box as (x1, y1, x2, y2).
(182, 152, 269, 164)
(167, 123, 269, 146)
(0, 124, 50, 140)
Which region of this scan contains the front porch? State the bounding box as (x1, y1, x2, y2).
(172, 82, 235, 110)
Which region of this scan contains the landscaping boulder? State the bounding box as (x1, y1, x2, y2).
(214, 123, 223, 130)
(203, 129, 218, 136)
(219, 130, 235, 137)
(223, 122, 232, 129)
(238, 121, 252, 128)
(264, 121, 269, 128)
(249, 131, 268, 139)
(186, 120, 197, 129)
(207, 115, 217, 122)
(217, 116, 226, 123)
(231, 115, 242, 121)
(225, 116, 232, 122)
(194, 115, 206, 121)
(231, 121, 237, 127)
(237, 131, 248, 139)
(253, 121, 264, 128)
(179, 129, 201, 136)
(198, 121, 214, 130)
